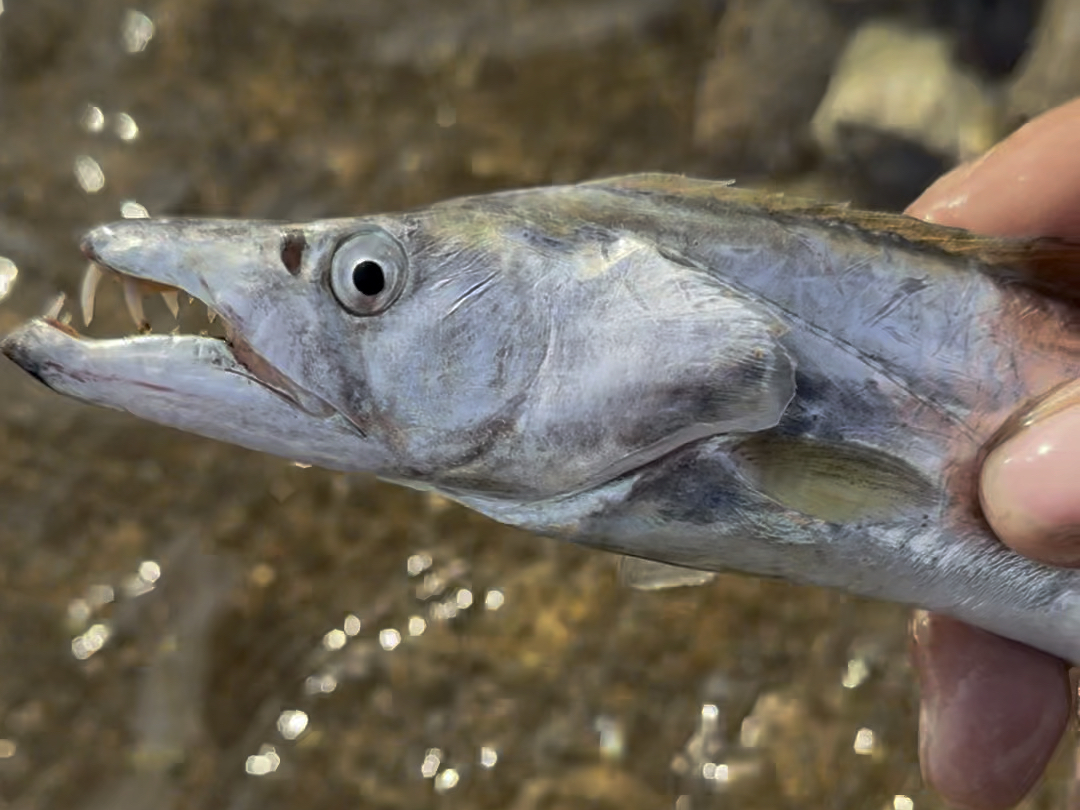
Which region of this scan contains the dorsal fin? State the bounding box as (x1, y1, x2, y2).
(583, 174, 1080, 307)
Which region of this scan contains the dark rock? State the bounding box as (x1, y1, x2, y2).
(928, 0, 1042, 78)
(692, 0, 851, 174)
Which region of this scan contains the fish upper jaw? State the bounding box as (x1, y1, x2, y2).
(1, 219, 386, 472)
(79, 219, 338, 419)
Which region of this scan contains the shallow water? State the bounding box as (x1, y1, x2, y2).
(0, 2, 1074, 808)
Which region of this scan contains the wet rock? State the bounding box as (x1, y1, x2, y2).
(817, 1, 1040, 78)
(1006, 0, 1080, 125)
(812, 20, 1002, 162)
(693, 0, 851, 174)
(810, 20, 1003, 208)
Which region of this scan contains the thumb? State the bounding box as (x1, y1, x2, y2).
(981, 399, 1080, 566)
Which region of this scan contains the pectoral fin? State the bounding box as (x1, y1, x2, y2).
(732, 434, 937, 523)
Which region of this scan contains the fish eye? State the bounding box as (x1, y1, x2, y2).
(329, 228, 408, 316)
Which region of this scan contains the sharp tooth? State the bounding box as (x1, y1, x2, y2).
(43, 292, 66, 320)
(207, 307, 217, 324)
(80, 263, 104, 326)
(123, 278, 148, 330)
(161, 290, 180, 318)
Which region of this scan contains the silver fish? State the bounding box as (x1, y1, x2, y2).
(7, 174, 1080, 660)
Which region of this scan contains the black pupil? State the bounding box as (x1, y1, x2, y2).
(352, 260, 385, 296)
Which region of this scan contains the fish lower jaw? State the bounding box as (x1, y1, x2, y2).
(6, 313, 334, 421)
(27, 254, 332, 418)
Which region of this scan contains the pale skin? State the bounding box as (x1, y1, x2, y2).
(906, 97, 1080, 810)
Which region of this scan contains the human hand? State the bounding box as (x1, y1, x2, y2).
(905, 97, 1080, 810)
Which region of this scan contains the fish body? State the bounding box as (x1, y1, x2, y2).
(7, 174, 1080, 660)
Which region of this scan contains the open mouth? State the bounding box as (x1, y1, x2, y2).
(35, 252, 333, 418)
(78, 255, 188, 334)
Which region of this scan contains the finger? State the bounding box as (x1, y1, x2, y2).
(909, 97, 1080, 564)
(905, 98, 1080, 810)
(982, 402, 1080, 565)
(905, 96, 1080, 237)
(912, 612, 1071, 810)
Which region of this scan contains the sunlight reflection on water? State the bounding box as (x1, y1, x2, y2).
(0, 257, 18, 301)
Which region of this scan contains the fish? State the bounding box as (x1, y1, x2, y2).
(6, 173, 1080, 660)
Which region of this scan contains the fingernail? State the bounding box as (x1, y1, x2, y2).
(911, 151, 994, 223)
(981, 403, 1080, 566)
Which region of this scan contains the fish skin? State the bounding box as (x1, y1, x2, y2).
(6, 174, 1080, 660)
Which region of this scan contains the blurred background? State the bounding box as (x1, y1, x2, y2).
(0, 1, 1078, 808)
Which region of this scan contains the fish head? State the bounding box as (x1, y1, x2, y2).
(3, 190, 794, 503)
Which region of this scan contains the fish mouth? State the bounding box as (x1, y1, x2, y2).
(5, 241, 332, 420)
